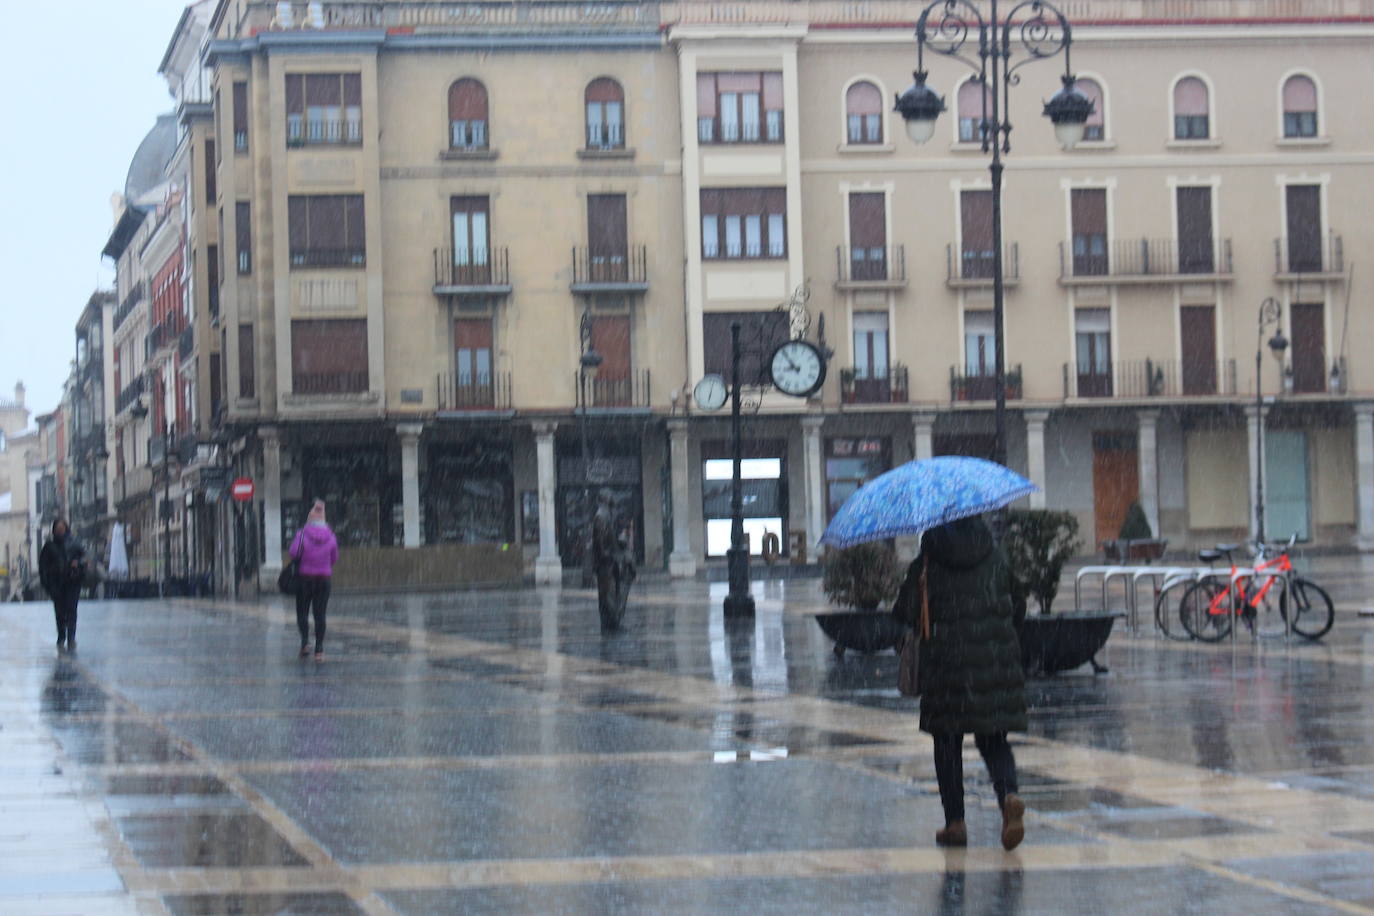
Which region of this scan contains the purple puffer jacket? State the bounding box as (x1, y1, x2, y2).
(290, 522, 339, 577)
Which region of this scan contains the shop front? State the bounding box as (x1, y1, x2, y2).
(423, 436, 514, 545)
(701, 438, 788, 557)
(557, 431, 644, 568)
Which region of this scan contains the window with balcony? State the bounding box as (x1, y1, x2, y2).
(1176, 186, 1214, 273)
(847, 192, 886, 280)
(1075, 308, 1112, 396)
(703, 311, 788, 384)
(1282, 74, 1318, 138)
(450, 196, 490, 283)
(1290, 303, 1326, 394)
(285, 73, 362, 146)
(288, 195, 365, 268)
(697, 72, 783, 144)
(453, 317, 494, 407)
(852, 312, 889, 399)
(589, 314, 633, 406)
(1180, 305, 1217, 395)
(845, 81, 883, 144)
(585, 77, 625, 150)
(964, 310, 994, 378)
(701, 188, 786, 260)
(235, 201, 251, 274)
(238, 324, 254, 398)
(1285, 184, 1323, 272)
(449, 78, 489, 150)
(291, 319, 368, 394)
(1077, 78, 1105, 141)
(1071, 188, 1108, 276)
(1173, 76, 1210, 140)
(957, 78, 990, 143)
(587, 193, 628, 281)
(233, 81, 249, 151)
(960, 190, 994, 279)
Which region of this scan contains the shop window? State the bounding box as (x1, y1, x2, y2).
(825, 437, 890, 520)
(423, 441, 513, 544)
(702, 454, 784, 557)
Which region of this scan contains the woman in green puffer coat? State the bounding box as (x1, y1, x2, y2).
(894, 514, 1027, 850)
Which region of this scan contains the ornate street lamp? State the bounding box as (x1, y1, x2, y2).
(578, 309, 603, 588)
(896, 0, 1091, 465)
(1255, 296, 1289, 544)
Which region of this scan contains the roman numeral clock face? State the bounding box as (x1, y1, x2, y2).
(768, 340, 826, 397)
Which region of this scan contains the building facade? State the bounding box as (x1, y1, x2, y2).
(190, 0, 1374, 587)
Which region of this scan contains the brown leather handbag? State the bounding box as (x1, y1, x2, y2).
(898, 555, 930, 697)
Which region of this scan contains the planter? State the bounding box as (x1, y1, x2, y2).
(814, 611, 907, 658)
(1101, 538, 1168, 563)
(1017, 611, 1125, 676)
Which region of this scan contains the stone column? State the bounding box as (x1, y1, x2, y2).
(259, 425, 282, 586)
(912, 409, 936, 462)
(533, 422, 562, 587)
(801, 415, 825, 560)
(1356, 403, 1374, 551)
(1245, 405, 1264, 542)
(1023, 410, 1050, 509)
(1136, 409, 1161, 536)
(397, 422, 423, 548)
(667, 419, 696, 577)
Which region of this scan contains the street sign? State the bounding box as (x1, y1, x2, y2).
(231, 477, 255, 502)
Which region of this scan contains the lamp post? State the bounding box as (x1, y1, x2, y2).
(896, 0, 1091, 466)
(578, 309, 603, 588)
(1254, 296, 1289, 544)
(722, 321, 756, 617)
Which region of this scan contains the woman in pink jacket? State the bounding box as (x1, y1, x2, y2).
(289, 500, 339, 660)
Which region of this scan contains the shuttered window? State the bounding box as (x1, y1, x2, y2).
(703, 311, 789, 384)
(585, 78, 625, 149)
(291, 319, 368, 394)
(697, 72, 783, 143)
(1282, 75, 1318, 138)
(449, 78, 489, 149)
(1173, 77, 1209, 139)
(960, 190, 994, 279)
(1071, 188, 1108, 276)
(701, 188, 786, 259)
(238, 324, 254, 399)
(288, 195, 365, 268)
(232, 81, 249, 151)
(845, 81, 882, 144)
(235, 202, 251, 274)
(285, 73, 361, 145)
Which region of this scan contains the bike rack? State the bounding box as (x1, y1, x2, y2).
(1132, 566, 1203, 636)
(1226, 567, 1292, 647)
(1073, 565, 1135, 622)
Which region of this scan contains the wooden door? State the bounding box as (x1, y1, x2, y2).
(1071, 188, 1108, 276)
(1180, 305, 1217, 395)
(453, 318, 494, 407)
(1092, 432, 1139, 548)
(960, 190, 994, 278)
(451, 196, 490, 284)
(1176, 186, 1214, 273)
(591, 315, 631, 405)
(1286, 185, 1322, 272)
(587, 194, 628, 281)
(847, 193, 886, 280)
(1290, 303, 1326, 393)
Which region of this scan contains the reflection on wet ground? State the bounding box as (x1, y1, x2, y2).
(2, 553, 1373, 912)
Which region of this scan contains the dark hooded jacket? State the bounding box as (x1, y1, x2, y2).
(895, 516, 1027, 735)
(38, 529, 86, 600)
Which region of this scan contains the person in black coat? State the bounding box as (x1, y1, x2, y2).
(894, 514, 1027, 850)
(38, 518, 87, 652)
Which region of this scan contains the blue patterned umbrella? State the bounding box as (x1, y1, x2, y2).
(819, 456, 1037, 549)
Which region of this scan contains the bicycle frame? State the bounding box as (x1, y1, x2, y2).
(1204, 542, 1294, 620)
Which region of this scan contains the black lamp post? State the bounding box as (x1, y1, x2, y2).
(722, 321, 756, 617)
(896, 0, 1091, 466)
(1254, 296, 1289, 544)
(578, 309, 603, 588)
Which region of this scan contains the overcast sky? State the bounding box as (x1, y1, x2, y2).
(0, 0, 189, 421)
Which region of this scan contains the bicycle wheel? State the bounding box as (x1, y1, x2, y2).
(1247, 576, 1288, 639)
(1155, 577, 1199, 640)
(1280, 577, 1335, 640)
(1179, 579, 1233, 642)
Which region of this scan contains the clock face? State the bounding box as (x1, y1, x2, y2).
(693, 373, 728, 410)
(769, 340, 826, 397)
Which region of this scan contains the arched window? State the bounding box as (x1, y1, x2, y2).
(1076, 78, 1105, 141)
(957, 79, 990, 143)
(448, 79, 489, 150)
(585, 78, 625, 150)
(1282, 74, 1318, 138)
(845, 81, 883, 144)
(1173, 76, 1209, 140)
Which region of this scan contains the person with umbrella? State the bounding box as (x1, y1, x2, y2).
(821, 456, 1034, 850)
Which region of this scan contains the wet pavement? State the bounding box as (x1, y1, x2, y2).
(3, 553, 1374, 914)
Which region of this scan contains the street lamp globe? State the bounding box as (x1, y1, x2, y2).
(894, 71, 946, 145)
(580, 348, 603, 378)
(1267, 329, 1289, 360)
(1043, 76, 1094, 149)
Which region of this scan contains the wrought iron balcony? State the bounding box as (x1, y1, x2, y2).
(292, 371, 369, 395)
(945, 243, 1019, 287)
(289, 248, 366, 269)
(840, 365, 909, 404)
(178, 325, 195, 360)
(949, 365, 1022, 403)
(433, 247, 512, 295)
(177, 433, 202, 465)
(116, 375, 146, 415)
(1274, 233, 1344, 277)
(1059, 238, 1234, 282)
(571, 245, 648, 293)
(575, 370, 651, 410)
(437, 371, 512, 412)
(1061, 359, 1238, 399)
(835, 245, 907, 289)
(113, 281, 145, 332)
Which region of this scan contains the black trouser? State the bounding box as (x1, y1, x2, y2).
(596, 564, 624, 631)
(295, 576, 331, 651)
(932, 731, 1018, 824)
(52, 592, 79, 644)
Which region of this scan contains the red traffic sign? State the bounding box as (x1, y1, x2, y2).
(230, 477, 255, 502)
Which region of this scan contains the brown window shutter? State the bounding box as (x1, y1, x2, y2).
(848, 193, 886, 249)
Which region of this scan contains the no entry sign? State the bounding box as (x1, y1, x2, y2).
(230, 477, 255, 502)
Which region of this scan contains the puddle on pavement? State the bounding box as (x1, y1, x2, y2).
(48, 718, 193, 766)
(118, 812, 309, 868)
(163, 892, 363, 915)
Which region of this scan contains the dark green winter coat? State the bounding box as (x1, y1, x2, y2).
(894, 516, 1027, 735)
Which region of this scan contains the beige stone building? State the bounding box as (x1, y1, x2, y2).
(0, 383, 36, 597)
(195, 0, 1374, 587)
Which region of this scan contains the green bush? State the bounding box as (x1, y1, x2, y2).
(1003, 509, 1082, 615)
(1117, 502, 1153, 540)
(822, 542, 902, 611)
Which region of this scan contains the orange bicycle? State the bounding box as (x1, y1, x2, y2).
(1178, 536, 1333, 642)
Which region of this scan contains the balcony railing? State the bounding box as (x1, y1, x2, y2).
(836, 245, 907, 287)
(114, 281, 146, 332)
(177, 433, 202, 465)
(292, 371, 369, 395)
(240, 1, 661, 33)
(290, 248, 366, 269)
(286, 116, 363, 147)
(178, 325, 195, 360)
(1059, 238, 1234, 281)
(1275, 233, 1343, 275)
(148, 433, 167, 468)
(1061, 359, 1238, 399)
(433, 247, 511, 292)
(949, 365, 1023, 402)
(576, 370, 651, 410)
(571, 245, 649, 291)
(840, 365, 909, 404)
(116, 376, 146, 415)
(145, 318, 184, 358)
(946, 243, 1019, 285)
(437, 372, 512, 411)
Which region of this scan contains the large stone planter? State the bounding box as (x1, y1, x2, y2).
(814, 611, 907, 658)
(1017, 611, 1125, 675)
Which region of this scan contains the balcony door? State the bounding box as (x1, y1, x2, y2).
(590, 314, 631, 405)
(1071, 188, 1108, 276)
(1286, 185, 1322, 272)
(1179, 305, 1217, 395)
(1290, 303, 1326, 394)
(588, 194, 628, 282)
(454, 317, 493, 407)
(852, 311, 889, 402)
(1075, 308, 1112, 397)
(963, 310, 996, 400)
(451, 196, 489, 284)
(1176, 186, 1214, 273)
(960, 190, 994, 279)
(848, 193, 886, 280)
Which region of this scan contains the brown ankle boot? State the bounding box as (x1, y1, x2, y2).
(1000, 794, 1025, 851)
(936, 821, 967, 847)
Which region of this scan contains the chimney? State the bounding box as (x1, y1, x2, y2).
(14, 380, 23, 407)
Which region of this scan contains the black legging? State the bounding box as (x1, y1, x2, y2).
(932, 731, 1018, 824)
(52, 592, 79, 644)
(295, 576, 331, 652)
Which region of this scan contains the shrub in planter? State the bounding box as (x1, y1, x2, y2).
(822, 542, 902, 611)
(1117, 501, 1153, 540)
(1003, 509, 1082, 615)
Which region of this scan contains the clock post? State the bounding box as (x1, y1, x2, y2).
(723, 321, 756, 617)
